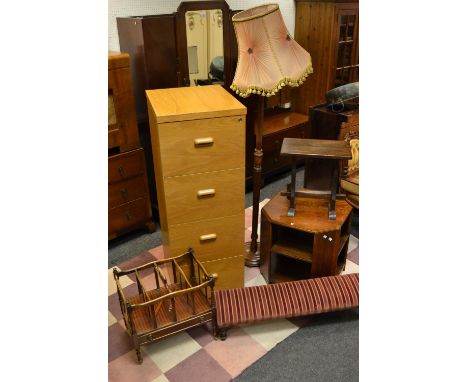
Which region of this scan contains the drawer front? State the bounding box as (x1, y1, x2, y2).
(201, 256, 245, 290)
(164, 168, 244, 225)
(108, 148, 145, 183)
(167, 214, 244, 262)
(157, 115, 245, 177)
(108, 197, 150, 234)
(263, 124, 308, 172)
(108, 175, 147, 208)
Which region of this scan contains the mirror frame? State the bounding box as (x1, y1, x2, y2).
(175, 0, 234, 88)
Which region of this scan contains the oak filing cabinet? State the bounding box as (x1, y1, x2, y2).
(146, 85, 247, 290)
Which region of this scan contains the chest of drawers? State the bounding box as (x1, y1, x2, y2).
(108, 148, 154, 240)
(146, 85, 247, 290)
(108, 51, 154, 240)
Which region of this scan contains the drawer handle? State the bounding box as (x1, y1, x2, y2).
(118, 166, 125, 177)
(197, 188, 215, 198)
(194, 137, 214, 147)
(120, 188, 129, 199)
(200, 233, 217, 242)
(126, 212, 133, 221)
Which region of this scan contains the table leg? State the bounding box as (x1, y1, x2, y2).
(288, 157, 297, 217)
(329, 161, 338, 220)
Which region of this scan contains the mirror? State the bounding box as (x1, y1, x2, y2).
(176, 1, 233, 88)
(185, 9, 224, 86)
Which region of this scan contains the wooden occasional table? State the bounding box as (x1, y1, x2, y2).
(260, 193, 353, 283)
(280, 137, 351, 220)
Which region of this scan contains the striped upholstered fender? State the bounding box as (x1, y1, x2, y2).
(214, 273, 359, 339)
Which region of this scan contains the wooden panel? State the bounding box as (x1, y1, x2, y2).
(108, 148, 146, 183)
(166, 214, 244, 262)
(163, 168, 244, 225)
(109, 197, 151, 235)
(108, 128, 120, 149)
(108, 51, 129, 70)
(146, 85, 246, 123)
(108, 57, 140, 152)
(280, 138, 352, 159)
(157, 115, 245, 177)
(262, 112, 309, 137)
(108, 175, 147, 208)
(117, 15, 178, 123)
(201, 255, 244, 290)
(292, 2, 338, 113)
(259, 212, 272, 283)
(311, 229, 341, 277)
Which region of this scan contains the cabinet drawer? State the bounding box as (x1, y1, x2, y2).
(108, 175, 147, 208)
(108, 148, 145, 183)
(167, 214, 244, 262)
(163, 168, 244, 225)
(263, 125, 308, 172)
(108, 197, 150, 234)
(157, 115, 245, 177)
(201, 256, 245, 290)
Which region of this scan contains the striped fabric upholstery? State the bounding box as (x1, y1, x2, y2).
(215, 273, 359, 328)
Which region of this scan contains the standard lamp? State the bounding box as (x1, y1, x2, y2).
(231, 3, 313, 266)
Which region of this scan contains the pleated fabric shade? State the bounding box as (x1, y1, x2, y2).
(231, 3, 313, 98)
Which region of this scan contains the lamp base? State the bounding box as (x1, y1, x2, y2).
(244, 241, 261, 267)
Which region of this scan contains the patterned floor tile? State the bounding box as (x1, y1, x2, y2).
(186, 324, 214, 347)
(244, 265, 261, 283)
(347, 246, 359, 265)
(152, 375, 170, 382)
(143, 331, 201, 373)
(148, 245, 165, 259)
(348, 235, 359, 252)
(164, 349, 231, 382)
(108, 201, 358, 382)
(109, 311, 117, 326)
(204, 327, 267, 378)
(109, 267, 133, 296)
(241, 319, 299, 351)
(341, 259, 359, 275)
(245, 273, 267, 287)
(108, 323, 134, 363)
(109, 350, 162, 382)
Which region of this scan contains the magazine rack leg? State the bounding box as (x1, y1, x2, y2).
(135, 345, 143, 364)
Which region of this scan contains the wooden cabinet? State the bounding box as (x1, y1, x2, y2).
(260, 193, 353, 283)
(146, 85, 247, 290)
(108, 52, 154, 240)
(293, 0, 359, 114)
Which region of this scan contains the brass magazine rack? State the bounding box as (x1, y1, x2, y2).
(113, 248, 217, 364)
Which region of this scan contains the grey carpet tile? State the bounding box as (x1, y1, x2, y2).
(233, 309, 359, 382)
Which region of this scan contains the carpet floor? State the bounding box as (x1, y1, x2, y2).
(108, 201, 359, 382)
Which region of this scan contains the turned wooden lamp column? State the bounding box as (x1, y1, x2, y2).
(230, 3, 313, 266)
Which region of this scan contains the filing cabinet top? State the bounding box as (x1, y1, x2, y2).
(146, 85, 246, 123)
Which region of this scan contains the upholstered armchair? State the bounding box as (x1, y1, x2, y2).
(340, 139, 359, 208)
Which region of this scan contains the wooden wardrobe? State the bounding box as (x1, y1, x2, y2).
(292, 0, 359, 114)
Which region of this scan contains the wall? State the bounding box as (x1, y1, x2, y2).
(108, 0, 297, 52)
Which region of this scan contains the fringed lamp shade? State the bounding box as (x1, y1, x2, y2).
(230, 3, 313, 98)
